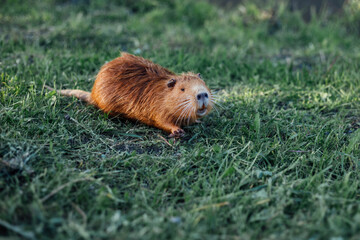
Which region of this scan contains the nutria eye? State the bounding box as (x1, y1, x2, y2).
(181, 88, 185, 92)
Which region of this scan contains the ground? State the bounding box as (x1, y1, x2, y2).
(1, 0, 360, 239)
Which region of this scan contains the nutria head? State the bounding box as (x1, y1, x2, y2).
(165, 72, 213, 126)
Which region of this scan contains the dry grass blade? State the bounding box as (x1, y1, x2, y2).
(41, 178, 96, 203)
(0, 219, 35, 240)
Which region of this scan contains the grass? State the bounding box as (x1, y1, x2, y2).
(1, 0, 360, 239)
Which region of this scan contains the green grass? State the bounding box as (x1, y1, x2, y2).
(1, 0, 360, 239)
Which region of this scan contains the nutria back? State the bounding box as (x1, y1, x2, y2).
(91, 53, 173, 117)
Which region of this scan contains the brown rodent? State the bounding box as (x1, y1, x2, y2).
(45, 53, 213, 137)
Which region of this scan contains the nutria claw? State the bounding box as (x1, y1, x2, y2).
(169, 128, 185, 138)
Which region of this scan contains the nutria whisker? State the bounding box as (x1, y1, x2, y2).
(172, 99, 191, 116)
(173, 101, 191, 126)
(212, 99, 225, 110)
(187, 107, 195, 126)
(176, 103, 192, 126)
(182, 104, 194, 126)
(185, 105, 194, 126)
(175, 104, 188, 126)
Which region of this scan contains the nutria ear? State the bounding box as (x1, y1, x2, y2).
(167, 79, 176, 88)
(197, 73, 202, 78)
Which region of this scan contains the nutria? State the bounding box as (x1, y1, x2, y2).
(45, 53, 213, 137)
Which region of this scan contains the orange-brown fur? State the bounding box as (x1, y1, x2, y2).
(46, 53, 213, 137)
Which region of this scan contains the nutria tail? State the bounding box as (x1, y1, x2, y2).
(44, 85, 93, 104)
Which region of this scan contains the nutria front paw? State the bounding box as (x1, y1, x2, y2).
(169, 128, 185, 138)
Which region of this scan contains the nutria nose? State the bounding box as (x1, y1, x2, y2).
(197, 92, 208, 100)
